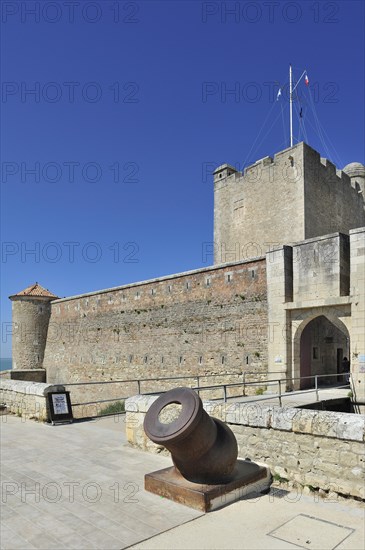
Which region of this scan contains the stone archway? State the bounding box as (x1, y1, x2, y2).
(296, 315, 350, 389)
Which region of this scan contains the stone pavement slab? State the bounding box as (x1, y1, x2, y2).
(1, 413, 364, 550)
(130, 488, 365, 550)
(0, 415, 201, 549)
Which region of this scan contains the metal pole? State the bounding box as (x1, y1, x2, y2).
(278, 379, 282, 407)
(137, 380, 141, 394)
(223, 385, 227, 403)
(315, 375, 319, 401)
(243, 372, 246, 396)
(289, 64, 293, 147)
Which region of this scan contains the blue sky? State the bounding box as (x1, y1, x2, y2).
(1, 0, 364, 358)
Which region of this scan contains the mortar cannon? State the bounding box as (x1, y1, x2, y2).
(144, 387, 238, 483)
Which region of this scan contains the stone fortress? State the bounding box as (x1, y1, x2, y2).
(9, 142, 365, 407)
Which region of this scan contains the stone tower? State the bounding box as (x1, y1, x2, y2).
(9, 283, 58, 370)
(213, 142, 365, 264)
(342, 162, 365, 197)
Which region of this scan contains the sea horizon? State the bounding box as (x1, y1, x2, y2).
(0, 358, 12, 371)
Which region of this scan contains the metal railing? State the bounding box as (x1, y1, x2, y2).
(59, 371, 352, 417)
(62, 371, 272, 410)
(195, 373, 352, 407)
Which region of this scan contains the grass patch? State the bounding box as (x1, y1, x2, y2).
(97, 400, 125, 416)
(273, 473, 289, 483)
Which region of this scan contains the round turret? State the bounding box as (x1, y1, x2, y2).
(343, 162, 365, 195)
(9, 283, 58, 370)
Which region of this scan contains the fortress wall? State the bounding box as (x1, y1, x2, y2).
(43, 259, 268, 411)
(214, 143, 306, 264)
(304, 148, 365, 238)
(350, 227, 365, 407)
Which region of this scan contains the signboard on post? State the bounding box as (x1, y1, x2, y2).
(47, 391, 73, 425)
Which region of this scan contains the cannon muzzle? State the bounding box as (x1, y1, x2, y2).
(144, 387, 238, 483)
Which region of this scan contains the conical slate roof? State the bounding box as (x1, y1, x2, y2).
(10, 283, 58, 299)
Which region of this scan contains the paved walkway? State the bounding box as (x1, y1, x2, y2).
(130, 489, 365, 549)
(225, 386, 351, 407)
(1, 414, 364, 550)
(0, 415, 201, 549)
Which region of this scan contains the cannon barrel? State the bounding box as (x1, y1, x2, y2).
(143, 387, 238, 484)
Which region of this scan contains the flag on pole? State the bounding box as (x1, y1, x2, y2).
(276, 88, 282, 100)
(304, 74, 309, 86)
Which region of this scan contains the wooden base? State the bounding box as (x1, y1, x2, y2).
(145, 460, 271, 512)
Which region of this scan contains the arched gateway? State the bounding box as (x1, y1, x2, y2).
(266, 229, 365, 408)
(298, 315, 350, 389)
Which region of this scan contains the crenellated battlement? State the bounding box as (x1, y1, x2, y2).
(320, 156, 337, 171)
(215, 142, 363, 192)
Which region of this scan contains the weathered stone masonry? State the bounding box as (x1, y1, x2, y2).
(43, 258, 268, 398)
(0, 380, 65, 422)
(214, 142, 365, 264)
(126, 395, 365, 500)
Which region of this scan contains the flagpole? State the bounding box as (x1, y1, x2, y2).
(289, 64, 293, 147)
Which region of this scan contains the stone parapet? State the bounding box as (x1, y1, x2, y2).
(125, 395, 365, 500)
(125, 395, 161, 453)
(0, 369, 46, 383)
(0, 379, 65, 421)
